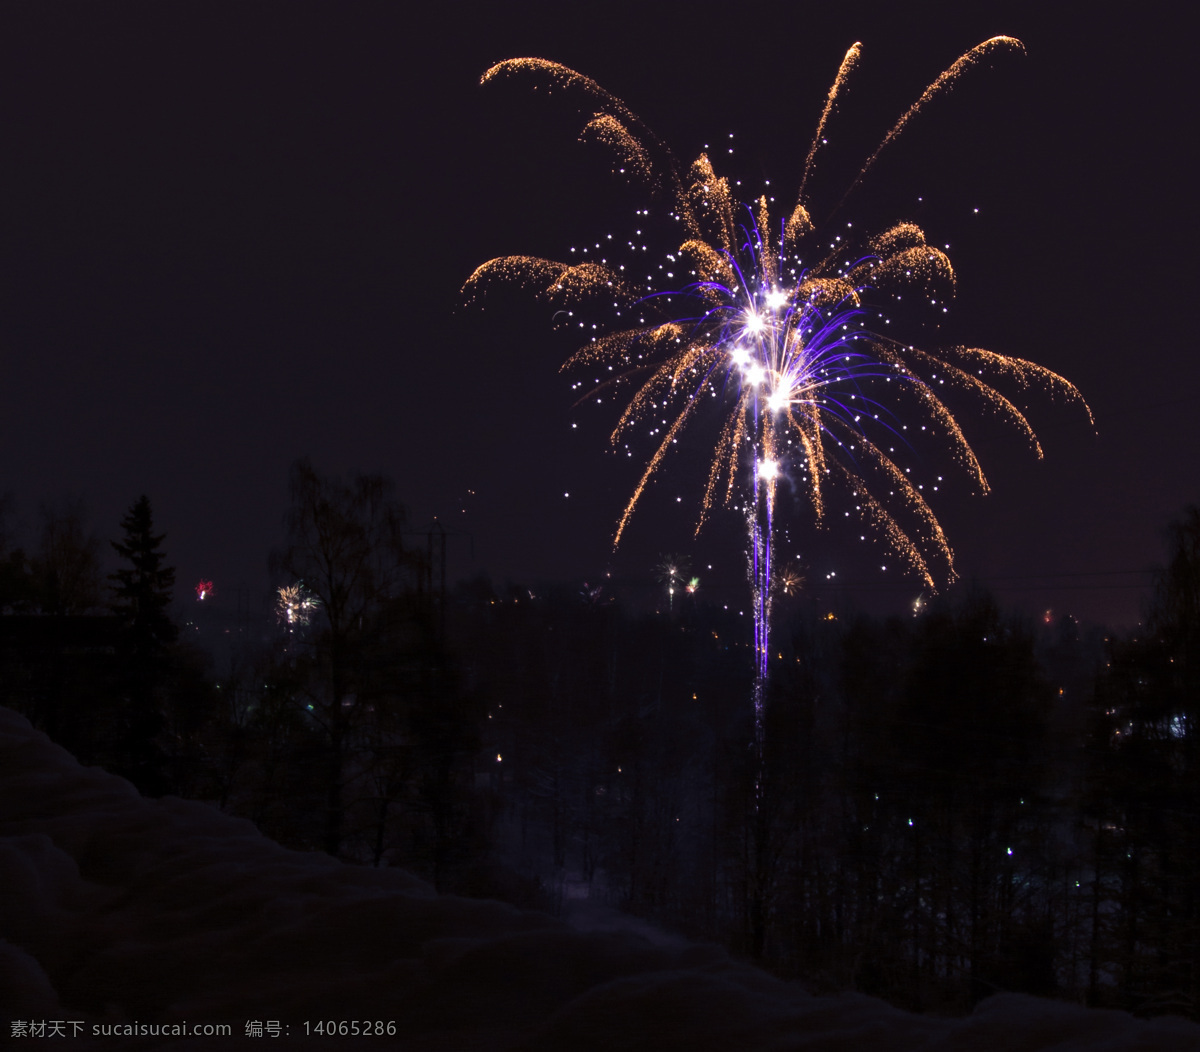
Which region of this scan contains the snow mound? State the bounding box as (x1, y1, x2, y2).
(2, 706, 1197, 1050)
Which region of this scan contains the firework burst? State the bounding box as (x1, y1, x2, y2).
(277, 583, 319, 628)
(464, 39, 1091, 733)
(655, 553, 693, 613)
(776, 561, 805, 598)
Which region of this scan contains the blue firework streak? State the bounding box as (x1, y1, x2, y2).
(676, 214, 904, 459)
(632, 213, 936, 692)
(583, 204, 975, 594)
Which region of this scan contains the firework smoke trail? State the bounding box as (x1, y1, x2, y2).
(464, 40, 1092, 758)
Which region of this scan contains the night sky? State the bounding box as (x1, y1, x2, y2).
(1, 1, 1194, 629)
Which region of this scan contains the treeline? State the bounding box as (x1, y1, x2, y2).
(2, 475, 1198, 1020)
(454, 579, 1088, 1009)
(448, 507, 1200, 1018)
(0, 493, 208, 792)
(0, 465, 485, 886)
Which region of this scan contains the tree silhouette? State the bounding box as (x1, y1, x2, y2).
(0, 493, 34, 611)
(1088, 506, 1200, 1014)
(276, 459, 414, 857)
(109, 495, 177, 795)
(34, 498, 103, 615)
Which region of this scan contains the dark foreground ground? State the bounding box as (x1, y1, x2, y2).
(2, 706, 1197, 1051)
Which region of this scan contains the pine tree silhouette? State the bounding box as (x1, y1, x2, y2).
(109, 495, 177, 794)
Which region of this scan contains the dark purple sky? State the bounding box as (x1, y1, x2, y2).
(1, 1, 1193, 628)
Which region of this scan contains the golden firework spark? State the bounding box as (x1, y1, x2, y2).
(464, 40, 1091, 595)
(277, 583, 319, 627)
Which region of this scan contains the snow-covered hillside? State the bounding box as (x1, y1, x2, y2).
(2, 705, 1197, 1050)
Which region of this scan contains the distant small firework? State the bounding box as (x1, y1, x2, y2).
(580, 581, 605, 605)
(195, 580, 214, 601)
(277, 583, 319, 627)
(655, 553, 692, 611)
(655, 554, 691, 587)
(776, 563, 805, 597)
